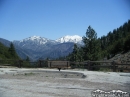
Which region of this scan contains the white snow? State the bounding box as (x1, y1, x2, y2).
(55, 35, 82, 43)
(18, 36, 50, 45)
(14, 35, 83, 45)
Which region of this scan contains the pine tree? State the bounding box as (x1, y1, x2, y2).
(26, 56, 30, 61)
(8, 43, 18, 59)
(124, 35, 130, 52)
(82, 26, 101, 61)
(78, 47, 84, 61)
(68, 44, 79, 61)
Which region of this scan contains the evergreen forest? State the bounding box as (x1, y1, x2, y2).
(0, 42, 19, 60)
(67, 20, 130, 61)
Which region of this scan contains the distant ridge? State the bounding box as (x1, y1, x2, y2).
(13, 35, 83, 44)
(11, 35, 83, 60)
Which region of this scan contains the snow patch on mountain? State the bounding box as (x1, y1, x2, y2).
(18, 36, 49, 45)
(14, 35, 83, 46)
(55, 35, 82, 43)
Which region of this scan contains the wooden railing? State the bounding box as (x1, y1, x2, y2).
(0, 60, 48, 68)
(0, 60, 129, 72)
(70, 61, 130, 72)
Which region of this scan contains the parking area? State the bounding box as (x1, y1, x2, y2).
(0, 68, 130, 97)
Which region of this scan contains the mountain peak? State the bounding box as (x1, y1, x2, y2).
(16, 35, 50, 45)
(55, 35, 82, 43)
(31, 35, 41, 38)
(21, 35, 47, 41)
(28, 36, 44, 40)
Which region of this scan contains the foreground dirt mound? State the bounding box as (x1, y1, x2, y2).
(13, 70, 87, 79)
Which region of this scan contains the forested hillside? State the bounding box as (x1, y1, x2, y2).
(0, 42, 19, 59)
(67, 20, 130, 61)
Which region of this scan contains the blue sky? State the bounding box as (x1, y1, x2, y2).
(0, 0, 130, 41)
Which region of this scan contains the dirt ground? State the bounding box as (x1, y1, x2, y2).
(0, 68, 130, 97)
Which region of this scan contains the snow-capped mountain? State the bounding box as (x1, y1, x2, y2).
(20, 36, 49, 44)
(13, 36, 57, 50)
(11, 35, 83, 60)
(14, 36, 56, 45)
(56, 35, 82, 43)
(13, 35, 83, 50)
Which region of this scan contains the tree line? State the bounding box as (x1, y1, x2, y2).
(66, 20, 130, 61)
(0, 42, 19, 60)
(1, 19, 130, 62)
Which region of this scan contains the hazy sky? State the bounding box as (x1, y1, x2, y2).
(0, 0, 130, 41)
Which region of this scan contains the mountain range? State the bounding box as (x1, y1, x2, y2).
(0, 35, 83, 61)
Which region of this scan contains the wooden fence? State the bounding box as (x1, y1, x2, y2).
(0, 60, 48, 68)
(48, 61, 70, 68)
(70, 61, 130, 72)
(0, 59, 130, 72)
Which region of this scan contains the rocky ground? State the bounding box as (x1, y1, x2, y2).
(0, 68, 130, 97)
(109, 51, 130, 64)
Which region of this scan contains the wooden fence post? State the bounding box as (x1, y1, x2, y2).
(39, 60, 42, 67)
(50, 61, 51, 68)
(19, 60, 22, 68)
(112, 61, 116, 72)
(67, 61, 68, 69)
(87, 61, 90, 70)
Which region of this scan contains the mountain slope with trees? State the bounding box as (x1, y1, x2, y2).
(67, 20, 130, 62)
(100, 20, 130, 59)
(0, 42, 19, 59)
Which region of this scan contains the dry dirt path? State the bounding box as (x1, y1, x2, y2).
(0, 68, 130, 97)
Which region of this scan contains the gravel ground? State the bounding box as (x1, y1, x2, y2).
(0, 68, 130, 97)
